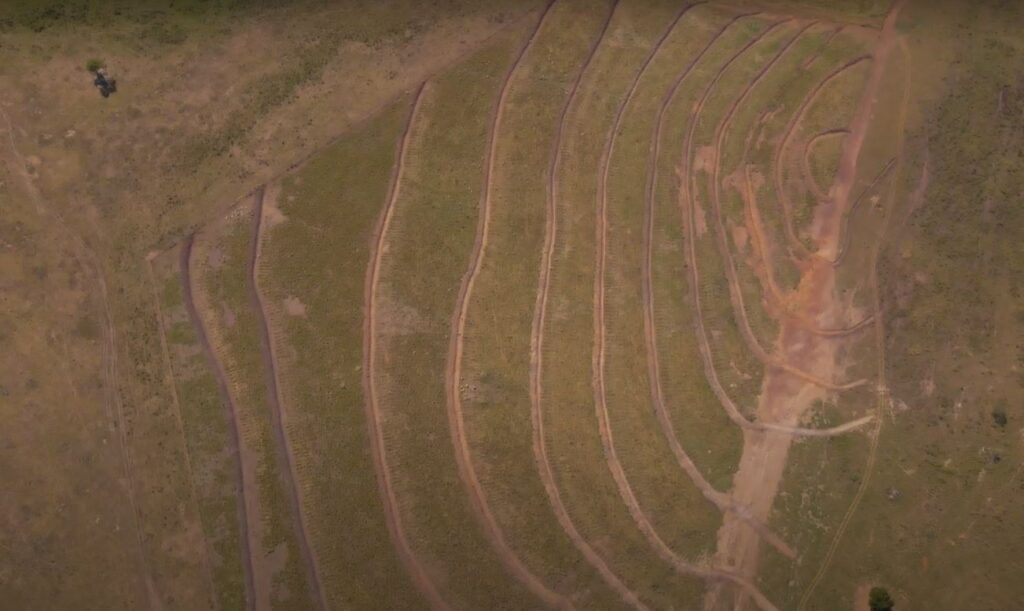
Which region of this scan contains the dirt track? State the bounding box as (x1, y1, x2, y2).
(591, 6, 777, 610)
(442, 1, 572, 608)
(248, 187, 327, 611)
(640, 11, 795, 560)
(177, 236, 257, 610)
(803, 128, 850, 200)
(360, 84, 450, 610)
(527, 2, 650, 608)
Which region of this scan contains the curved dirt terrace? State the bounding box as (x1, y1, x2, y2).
(772, 54, 872, 260)
(177, 236, 256, 611)
(702, 19, 871, 391)
(528, 2, 649, 608)
(802, 128, 850, 200)
(801, 25, 842, 69)
(248, 187, 327, 611)
(443, 1, 572, 607)
(742, 163, 874, 338)
(678, 17, 874, 440)
(592, 6, 778, 608)
(641, 10, 795, 560)
(361, 84, 449, 610)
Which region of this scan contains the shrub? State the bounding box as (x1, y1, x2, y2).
(85, 58, 104, 73)
(869, 586, 895, 611)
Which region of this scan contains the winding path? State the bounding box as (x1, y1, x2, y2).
(361, 84, 450, 609)
(802, 128, 850, 200)
(443, 1, 573, 608)
(178, 236, 256, 611)
(249, 187, 327, 611)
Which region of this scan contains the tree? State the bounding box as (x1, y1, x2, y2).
(869, 586, 895, 611)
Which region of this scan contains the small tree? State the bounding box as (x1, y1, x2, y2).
(869, 586, 894, 611)
(85, 58, 104, 73)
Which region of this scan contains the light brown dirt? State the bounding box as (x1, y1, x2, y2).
(443, 2, 571, 608)
(362, 84, 449, 610)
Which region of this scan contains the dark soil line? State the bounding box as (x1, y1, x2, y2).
(802, 128, 850, 200)
(801, 25, 842, 69)
(678, 18, 874, 438)
(640, 11, 795, 560)
(529, 1, 649, 608)
(146, 256, 220, 610)
(179, 236, 257, 611)
(248, 187, 327, 611)
(362, 84, 450, 609)
(443, 1, 573, 608)
(591, 6, 777, 610)
(772, 55, 871, 260)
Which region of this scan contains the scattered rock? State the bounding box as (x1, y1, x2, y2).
(886, 487, 901, 501)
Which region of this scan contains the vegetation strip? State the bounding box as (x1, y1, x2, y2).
(249, 186, 327, 611)
(528, 1, 650, 608)
(443, 1, 573, 608)
(362, 84, 449, 609)
(591, 6, 777, 609)
(679, 18, 873, 438)
(179, 235, 256, 611)
(640, 10, 794, 560)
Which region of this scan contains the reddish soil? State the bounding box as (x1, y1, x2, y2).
(177, 237, 257, 610)
(528, 2, 649, 608)
(443, 2, 572, 608)
(248, 187, 327, 610)
(641, 12, 795, 560)
(362, 84, 450, 609)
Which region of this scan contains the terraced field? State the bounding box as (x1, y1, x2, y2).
(14, 0, 1024, 609)
(138, 1, 910, 608)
